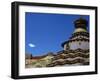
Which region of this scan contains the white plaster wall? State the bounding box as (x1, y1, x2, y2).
(69, 41, 89, 50)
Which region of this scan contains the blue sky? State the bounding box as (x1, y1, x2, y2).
(25, 12, 89, 56)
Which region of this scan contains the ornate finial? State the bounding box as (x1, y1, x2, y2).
(74, 16, 88, 30)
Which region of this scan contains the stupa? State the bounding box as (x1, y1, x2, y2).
(47, 17, 89, 67)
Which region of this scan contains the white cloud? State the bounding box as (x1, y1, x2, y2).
(28, 43, 36, 48)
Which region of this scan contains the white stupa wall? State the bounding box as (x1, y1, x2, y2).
(64, 44, 67, 50)
(68, 41, 89, 50)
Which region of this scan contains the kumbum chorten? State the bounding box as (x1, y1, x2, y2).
(47, 17, 89, 67)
